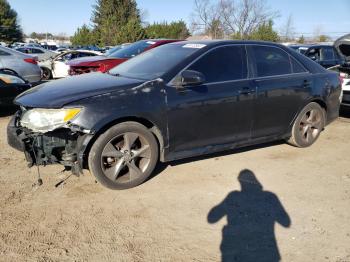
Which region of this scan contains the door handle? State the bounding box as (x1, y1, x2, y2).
(239, 87, 255, 95)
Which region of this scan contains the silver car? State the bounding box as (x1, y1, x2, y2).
(15, 46, 56, 62)
(0, 46, 41, 83)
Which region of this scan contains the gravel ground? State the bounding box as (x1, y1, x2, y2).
(0, 107, 349, 262)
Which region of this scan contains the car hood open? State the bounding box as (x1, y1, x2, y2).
(15, 73, 144, 108)
(334, 34, 350, 61)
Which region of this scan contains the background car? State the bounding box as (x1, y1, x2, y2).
(340, 70, 350, 106)
(329, 65, 350, 106)
(303, 44, 345, 68)
(67, 39, 182, 75)
(288, 45, 308, 54)
(15, 46, 57, 62)
(334, 33, 350, 64)
(0, 70, 31, 107)
(39, 50, 102, 80)
(289, 42, 347, 69)
(0, 46, 41, 83)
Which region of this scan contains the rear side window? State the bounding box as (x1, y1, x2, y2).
(32, 48, 44, 54)
(291, 57, 307, 73)
(188, 45, 247, 83)
(251, 46, 292, 77)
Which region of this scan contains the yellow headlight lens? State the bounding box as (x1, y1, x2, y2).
(63, 108, 82, 122)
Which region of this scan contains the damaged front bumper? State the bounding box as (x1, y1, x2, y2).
(7, 113, 94, 175)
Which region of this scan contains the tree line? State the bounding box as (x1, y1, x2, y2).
(71, 0, 190, 46)
(0, 0, 334, 46)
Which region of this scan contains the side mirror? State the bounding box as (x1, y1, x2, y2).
(179, 70, 205, 86)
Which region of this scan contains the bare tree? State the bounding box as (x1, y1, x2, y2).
(218, 0, 279, 39)
(190, 0, 223, 38)
(280, 14, 295, 41)
(313, 25, 324, 41)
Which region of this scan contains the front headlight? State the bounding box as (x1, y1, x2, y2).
(0, 73, 25, 84)
(20, 108, 82, 133)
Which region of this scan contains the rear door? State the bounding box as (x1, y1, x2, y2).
(247, 45, 311, 138)
(166, 45, 255, 153)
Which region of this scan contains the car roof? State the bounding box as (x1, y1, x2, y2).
(167, 40, 290, 48)
(0, 45, 31, 57)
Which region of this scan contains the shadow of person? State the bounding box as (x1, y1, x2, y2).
(208, 169, 291, 262)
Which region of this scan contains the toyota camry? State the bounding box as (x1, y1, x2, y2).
(7, 41, 341, 190)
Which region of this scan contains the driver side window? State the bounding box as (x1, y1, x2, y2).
(188, 45, 248, 83)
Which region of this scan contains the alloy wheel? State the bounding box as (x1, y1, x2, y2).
(298, 109, 323, 144)
(100, 132, 152, 184)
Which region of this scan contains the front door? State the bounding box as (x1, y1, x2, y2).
(166, 45, 255, 154)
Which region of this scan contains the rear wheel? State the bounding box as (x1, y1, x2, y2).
(88, 122, 159, 190)
(288, 102, 325, 148)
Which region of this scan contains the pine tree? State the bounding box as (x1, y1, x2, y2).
(71, 24, 97, 46)
(91, 0, 144, 45)
(145, 20, 190, 39)
(0, 0, 23, 43)
(247, 20, 279, 42)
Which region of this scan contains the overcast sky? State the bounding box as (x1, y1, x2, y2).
(8, 0, 350, 39)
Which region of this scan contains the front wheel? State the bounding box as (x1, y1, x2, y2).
(41, 67, 52, 80)
(288, 102, 325, 148)
(88, 122, 159, 190)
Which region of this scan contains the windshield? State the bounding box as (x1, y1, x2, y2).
(106, 46, 121, 56)
(109, 43, 201, 80)
(108, 41, 155, 59)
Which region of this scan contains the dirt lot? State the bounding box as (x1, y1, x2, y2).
(0, 109, 349, 262)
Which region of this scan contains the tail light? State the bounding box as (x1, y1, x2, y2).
(24, 58, 38, 65)
(339, 72, 347, 85)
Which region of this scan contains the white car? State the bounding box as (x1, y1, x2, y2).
(330, 34, 350, 106)
(39, 50, 102, 80)
(340, 71, 350, 106)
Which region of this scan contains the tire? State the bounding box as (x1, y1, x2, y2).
(288, 102, 326, 148)
(88, 122, 159, 190)
(41, 67, 52, 80)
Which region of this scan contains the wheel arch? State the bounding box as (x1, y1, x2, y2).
(40, 66, 52, 79)
(0, 68, 19, 76)
(289, 97, 328, 132)
(310, 98, 327, 112)
(80, 116, 166, 169)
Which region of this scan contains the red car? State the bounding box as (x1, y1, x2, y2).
(68, 39, 182, 75)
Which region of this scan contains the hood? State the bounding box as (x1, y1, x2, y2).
(334, 34, 350, 61)
(15, 73, 144, 108)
